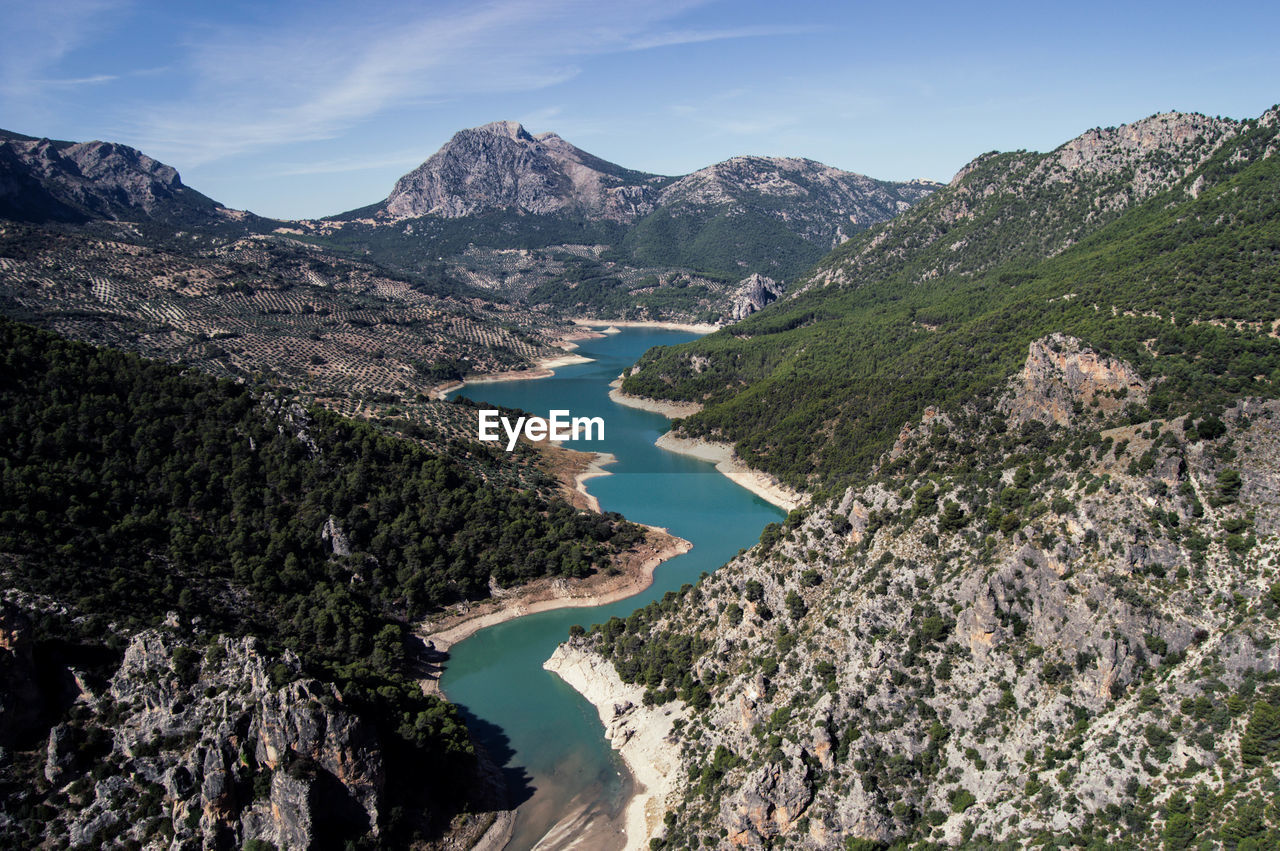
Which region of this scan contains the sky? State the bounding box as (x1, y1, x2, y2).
(3, 0, 1277, 220)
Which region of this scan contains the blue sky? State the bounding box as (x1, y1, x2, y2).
(3, 0, 1277, 219)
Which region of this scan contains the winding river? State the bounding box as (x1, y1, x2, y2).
(445, 328, 784, 849)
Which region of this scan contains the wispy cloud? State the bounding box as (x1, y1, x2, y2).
(0, 0, 130, 98)
(121, 0, 814, 165)
(35, 74, 119, 87)
(627, 24, 817, 51)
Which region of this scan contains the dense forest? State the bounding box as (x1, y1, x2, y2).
(0, 318, 644, 841)
(623, 111, 1280, 493)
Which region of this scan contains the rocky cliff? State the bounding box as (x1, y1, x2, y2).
(725, 273, 785, 321)
(6, 625, 390, 849)
(575, 336, 1280, 848)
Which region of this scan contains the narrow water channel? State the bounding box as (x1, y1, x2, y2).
(445, 328, 785, 849)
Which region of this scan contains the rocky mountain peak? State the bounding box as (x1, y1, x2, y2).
(476, 119, 534, 141)
(380, 121, 659, 221)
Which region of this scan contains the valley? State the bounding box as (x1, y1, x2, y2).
(1, 85, 1279, 851)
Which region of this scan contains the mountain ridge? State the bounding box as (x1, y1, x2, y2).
(0, 132, 224, 225)
(364, 119, 940, 231)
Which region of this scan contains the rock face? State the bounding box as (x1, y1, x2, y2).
(0, 129, 220, 223)
(382, 121, 661, 221)
(31, 627, 387, 850)
(723, 752, 812, 843)
(998, 333, 1148, 426)
(726, 273, 785, 321)
(1044, 112, 1237, 189)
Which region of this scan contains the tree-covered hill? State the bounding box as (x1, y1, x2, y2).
(0, 318, 643, 846)
(622, 107, 1280, 493)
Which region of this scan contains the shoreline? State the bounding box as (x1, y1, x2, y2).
(655, 432, 807, 512)
(606, 380, 807, 512)
(572, 451, 617, 513)
(571, 318, 721, 334)
(416, 525, 692, 659)
(429, 352, 593, 400)
(543, 643, 687, 851)
(607, 378, 704, 418)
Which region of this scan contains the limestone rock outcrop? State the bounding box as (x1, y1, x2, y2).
(999, 333, 1149, 426)
(726, 274, 785, 321)
(28, 627, 388, 849)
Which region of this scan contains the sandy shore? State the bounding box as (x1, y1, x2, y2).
(573, 451, 617, 513)
(571, 318, 721, 334)
(416, 526, 691, 659)
(656, 432, 807, 512)
(607, 378, 704, 418)
(603, 377, 807, 512)
(543, 643, 687, 851)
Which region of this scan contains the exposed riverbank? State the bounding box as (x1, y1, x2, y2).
(655, 433, 807, 512)
(543, 643, 688, 851)
(417, 526, 692, 662)
(572, 318, 721, 334)
(606, 380, 807, 511)
(430, 352, 594, 400)
(607, 378, 704, 418)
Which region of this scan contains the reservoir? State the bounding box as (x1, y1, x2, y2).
(444, 328, 785, 849)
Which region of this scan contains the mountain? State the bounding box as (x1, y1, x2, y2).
(655, 154, 936, 239)
(560, 105, 1280, 847)
(621, 107, 1280, 489)
(318, 121, 941, 298)
(0, 129, 223, 224)
(567, 346, 1280, 849)
(379, 120, 663, 221)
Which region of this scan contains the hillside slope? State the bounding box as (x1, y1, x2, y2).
(622, 107, 1280, 491)
(577, 338, 1280, 848)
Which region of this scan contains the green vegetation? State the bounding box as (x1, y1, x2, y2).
(587, 585, 713, 707)
(621, 205, 834, 280)
(622, 115, 1280, 492)
(0, 318, 643, 837)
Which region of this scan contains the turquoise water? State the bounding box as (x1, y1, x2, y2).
(445, 329, 784, 849)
